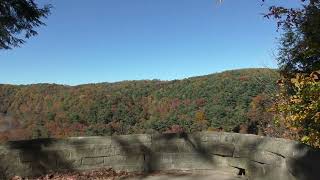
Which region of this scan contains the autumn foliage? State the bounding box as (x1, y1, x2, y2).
(0, 69, 278, 141)
(273, 71, 320, 147)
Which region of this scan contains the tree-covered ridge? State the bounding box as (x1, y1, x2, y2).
(0, 68, 279, 141)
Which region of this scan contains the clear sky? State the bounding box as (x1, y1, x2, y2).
(0, 0, 300, 85)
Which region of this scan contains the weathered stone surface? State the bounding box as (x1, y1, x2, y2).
(152, 142, 183, 153)
(233, 148, 284, 165)
(205, 142, 235, 157)
(93, 145, 112, 156)
(199, 132, 221, 142)
(69, 147, 97, 159)
(82, 157, 104, 165)
(227, 157, 249, 170)
(57, 158, 82, 169)
(286, 151, 320, 180)
(104, 155, 144, 166)
(0, 132, 319, 180)
(67, 136, 112, 145)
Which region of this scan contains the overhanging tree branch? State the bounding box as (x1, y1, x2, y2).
(0, 0, 52, 49)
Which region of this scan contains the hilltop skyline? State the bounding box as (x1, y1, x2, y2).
(1, 0, 301, 85)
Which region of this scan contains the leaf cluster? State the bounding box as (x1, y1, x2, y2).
(273, 71, 320, 147)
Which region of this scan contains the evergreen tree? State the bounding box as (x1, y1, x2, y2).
(0, 0, 51, 49)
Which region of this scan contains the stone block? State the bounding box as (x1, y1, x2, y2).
(9, 163, 33, 177)
(199, 132, 221, 142)
(54, 150, 71, 159)
(111, 134, 151, 147)
(19, 150, 58, 165)
(1, 151, 20, 163)
(220, 133, 237, 144)
(67, 136, 112, 146)
(234, 148, 284, 165)
(69, 147, 97, 159)
(82, 157, 104, 165)
(57, 159, 81, 169)
(151, 142, 181, 153)
(227, 157, 249, 170)
(205, 142, 235, 157)
(93, 145, 112, 156)
(104, 155, 144, 166)
(286, 155, 320, 180)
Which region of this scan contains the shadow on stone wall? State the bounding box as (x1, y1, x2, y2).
(286, 143, 320, 180)
(0, 138, 82, 179)
(113, 132, 320, 180)
(112, 132, 224, 177)
(224, 134, 320, 180)
(0, 161, 9, 180)
(1, 132, 320, 180)
(112, 135, 153, 178)
(155, 133, 217, 165)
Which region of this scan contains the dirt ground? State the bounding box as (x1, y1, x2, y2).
(11, 168, 247, 180)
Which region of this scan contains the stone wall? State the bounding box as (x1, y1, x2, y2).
(0, 132, 319, 180)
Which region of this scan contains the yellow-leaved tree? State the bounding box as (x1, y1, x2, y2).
(273, 71, 320, 147)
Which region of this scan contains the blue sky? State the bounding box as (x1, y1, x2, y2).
(0, 0, 300, 85)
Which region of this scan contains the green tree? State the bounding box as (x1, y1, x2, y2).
(265, 0, 320, 147)
(264, 0, 320, 77)
(0, 0, 51, 49)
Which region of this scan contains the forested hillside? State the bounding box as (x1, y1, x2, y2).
(0, 68, 279, 141)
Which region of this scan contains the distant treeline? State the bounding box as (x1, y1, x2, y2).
(0, 68, 279, 141)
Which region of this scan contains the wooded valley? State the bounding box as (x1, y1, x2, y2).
(0, 68, 279, 141)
